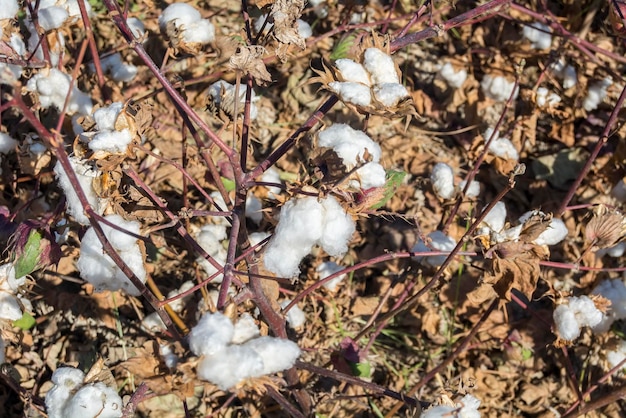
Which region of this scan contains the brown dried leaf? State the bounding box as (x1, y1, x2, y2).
(229, 45, 272, 86)
(270, 0, 306, 60)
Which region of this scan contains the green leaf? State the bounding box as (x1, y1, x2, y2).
(369, 170, 406, 209)
(350, 361, 371, 378)
(13, 312, 36, 330)
(15, 230, 42, 278)
(330, 35, 356, 61)
(221, 177, 236, 192)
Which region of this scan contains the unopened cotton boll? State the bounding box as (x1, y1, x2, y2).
(481, 74, 518, 101)
(522, 22, 552, 49)
(188, 312, 235, 356)
(363, 48, 399, 85)
(431, 162, 455, 199)
(439, 62, 467, 89)
(334, 59, 371, 86)
(412, 231, 456, 267)
(281, 300, 306, 328)
(583, 77, 612, 111)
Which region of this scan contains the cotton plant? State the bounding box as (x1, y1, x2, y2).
(522, 22, 552, 49)
(96, 53, 138, 83)
(0, 33, 26, 84)
(263, 195, 355, 277)
(195, 224, 228, 283)
(590, 279, 626, 333)
(438, 62, 468, 89)
(483, 128, 519, 162)
(26, 68, 93, 115)
(583, 76, 612, 111)
(316, 261, 347, 291)
(280, 299, 306, 328)
(45, 366, 123, 418)
(207, 80, 259, 121)
(78, 102, 140, 156)
(77, 214, 147, 296)
(54, 156, 109, 225)
(552, 59, 577, 89)
(158, 2, 215, 53)
(481, 74, 518, 102)
(552, 295, 604, 341)
(0, 263, 32, 321)
(254, 14, 313, 39)
(430, 162, 481, 200)
(412, 231, 457, 267)
(188, 312, 300, 390)
(317, 123, 386, 190)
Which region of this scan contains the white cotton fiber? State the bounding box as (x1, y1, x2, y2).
(412, 231, 457, 267)
(485, 128, 518, 161)
(188, 311, 235, 356)
(197, 345, 264, 390)
(0, 292, 24, 321)
(319, 196, 356, 256)
(355, 161, 386, 189)
(37, 6, 69, 31)
(281, 300, 306, 328)
(297, 19, 312, 38)
(243, 336, 301, 375)
(0, 133, 18, 154)
(99, 53, 137, 83)
(45, 367, 86, 418)
(127, 17, 145, 39)
(421, 394, 481, 418)
(62, 382, 123, 418)
(89, 130, 133, 153)
(592, 279, 626, 333)
(363, 48, 399, 85)
(261, 166, 282, 198)
(329, 81, 372, 106)
(334, 59, 371, 85)
(430, 162, 455, 199)
(536, 87, 561, 108)
(611, 179, 626, 202)
(439, 62, 467, 89)
(54, 157, 108, 225)
(531, 216, 568, 246)
(196, 224, 227, 283)
(0, 0, 19, 20)
(246, 194, 263, 225)
(0, 336, 4, 365)
(93, 102, 124, 131)
(522, 22, 552, 49)
(182, 19, 215, 44)
(606, 340, 626, 370)
(316, 261, 346, 291)
(77, 214, 146, 295)
(458, 179, 481, 198)
(26, 68, 93, 115)
(583, 77, 612, 111)
(553, 296, 602, 341)
(481, 74, 518, 102)
(231, 313, 260, 344)
(373, 83, 409, 107)
(158, 3, 201, 30)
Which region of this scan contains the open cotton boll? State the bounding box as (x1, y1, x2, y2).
(334, 59, 371, 85)
(596, 242, 626, 258)
(261, 166, 282, 198)
(197, 345, 264, 390)
(127, 17, 145, 39)
(93, 102, 124, 131)
(421, 394, 481, 418)
(231, 313, 260, 344)
(166, 280, 194, 313)
(0, 292, 24, 321)
(553, 296, 602, 340)
(536, 87, 561, 108)
(160, 343, 178, 369)
(431, 162, 455, 199)
(182, 19, 215, 44)
(0, 0, 19, 19)
(481, 74, 518, 101)
(188, 312, 235, 356)
(412, 231, 457, 267)
(591, 279, 626, 333)
(531, 217, 568, 246)
(26, 68, 93, 115)
(0, 336, 4, 364)
(62, 382, 123, 418)
(37, 6, 69, 31)
(297, 19, 312, 38)
(317, 124, 382, 165)
(280, 300, 306, 328)
(158, 3, 202, 30)
(0, 133, 18, 154)
(318, 196, 356, 256)
(373, 83, 409, 107)
(355, 161, 386, 190)
(207, 80, 258, 120)
(77, 215, 146, 295)
(45, 367, 86, 418)
(317, 261, 346, 291)
(583, 77, 612, 111)
(245, 194, 263, 225)
(89, 130, 133, 154)
(458, 179, 481, 198)
(244, 336, 301, 375)
(439, 62, 467, 89)
(484, 128, 519, 161)
(363, 48, 399, 85)
(606, 340, 626, 370)
(99, 53, 137, 83)
(248, 231, 270, 248)
(54, 157, 108, 225)
(328, 81, 372, 106)
(522, 22, 552, 49)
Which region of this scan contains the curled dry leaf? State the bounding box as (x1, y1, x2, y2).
(585, 204, 626, 250)
(270, 0, 306, 61)
(229, 45, 273, 86)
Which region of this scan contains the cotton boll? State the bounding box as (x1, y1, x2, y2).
(317, 124, 382, 165)
(536, 87, 561, 108)
(591, 279, 626, 333)
(159, 344, 178, 369)
(45, 367, 86, 418)
(248, 231, 270, 248)
(439, 62, 467, 89)
(93, 103, 124, 131)
(316, 261, 346, 291)
(101, 214, 141, 250)
(0, 133, 18, 154)
(158, 3, 202, 31)
(567, 296, 603, 328)
(99, 54, 137, 83)
(421, 405, 456, 417)
(54, 157, 108, 225)
(297, 19, 312, 38)
(562, 65, 577, 89)
(583, 77, 612, 111)
(522, 22, 552, 49)
(188, 312, 235, 356)
(197, 345, 264, 390)
(62, 382, 123, 418)
(412, 231, 456, 267)
(553, 304, 582, 340)
(89, 130, 133, 153)
(37, 6, 69, 31)
(261, 166, 282, 198)
(141, 312, 166, 333)
(319, 196, 356, 256)
(334, 59, 371, 86)
(244, 336, 301, 375)
(0, 0, 19, 19)
(372, 83, 409, 107)
(488, 134, 519, 160)
(245, 194, 263, 225)
(458, 179, 481, 198)
(126, 18, 145, 39)
(182, 19, 215, 44)
(231, 313, 260, 344)
(596, 242, 626, 258)
(329, 81, 372, 106)
(254, 13, 272, 32)
(27, 68, 93, 115)
(606, 340, 626, 370)
(0, 292, 24, 321)
(280, 300, 306, 328)
(481, 74, 518, 101)
(166, 281, 194, 313)
(431, 162, 455, 199)
(532, 217, 568, 246)
(363, 48, 399, 85)
(356, 162, 386, 190)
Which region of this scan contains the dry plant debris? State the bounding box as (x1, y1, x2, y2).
(1, 0, 626, 417)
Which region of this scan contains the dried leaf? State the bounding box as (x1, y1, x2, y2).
(270, 0, 306, 60)
(229, 46, 272, 86)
